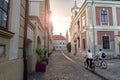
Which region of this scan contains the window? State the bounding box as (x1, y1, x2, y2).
(0, 0, 9, 29)
(82, 39, 86, 50)
(75, 11, 77, 16)
(0, 45, 5, 56)
(102, 36, 110, 49)
(101, 10, 108, 22)
(82, 16, 85, 26)
(77, 21, 80, 29)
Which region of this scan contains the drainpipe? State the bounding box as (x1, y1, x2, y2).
(91, 0, 95, 55)
(23, 0, 29, 80)
(44, 0, 47, 49)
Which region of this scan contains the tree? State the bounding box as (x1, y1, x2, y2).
(67, 42, 71, 52)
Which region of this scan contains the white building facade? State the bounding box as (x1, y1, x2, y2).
(53, 35, 67, 51)
(69, 0, 120, 58)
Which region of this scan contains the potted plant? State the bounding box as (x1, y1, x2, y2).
(36, 48, 47, 72)
(43, 48, 48, 64)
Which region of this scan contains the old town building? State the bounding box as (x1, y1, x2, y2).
(29, 0, 53, 51)
(69, 0, 120, 57)
(0, 0, 28, 80)
(0, 0, 53, 80)
(28, 0, 53, 73)
(53, 33, 67, 51)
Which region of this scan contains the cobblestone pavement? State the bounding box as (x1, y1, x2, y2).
(28, 51, 105, 80)
(65, 52, 120, 80)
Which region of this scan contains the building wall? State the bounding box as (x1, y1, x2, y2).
(0, 59, 23, 80)
(29, 0, 45, 27)
(53, 40, 67, 51)
(26, 21, 35, 73)
(29, 16, 45, 71)
(0, 0, 27, 80)
(29, 1, 40, 17)
(116, 8, 120, 26)
(9, 0, 21, 60)
(70, 0, 120, 57)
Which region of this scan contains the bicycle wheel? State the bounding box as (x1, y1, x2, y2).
(94, 60, 100, 67)
(100, 61, 107, 69)
(84, 61, 88, 69)
(91, 63, 95, 72)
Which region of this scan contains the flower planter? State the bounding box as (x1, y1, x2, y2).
(36, 63, 46, 72)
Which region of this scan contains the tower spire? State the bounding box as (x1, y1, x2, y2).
(71, 0, 79, 19)
(74, 0, 77, 7)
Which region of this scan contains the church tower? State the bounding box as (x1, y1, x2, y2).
(71, 0, 79, 20)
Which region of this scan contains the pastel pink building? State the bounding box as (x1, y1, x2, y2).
(69, 0, 120, 57)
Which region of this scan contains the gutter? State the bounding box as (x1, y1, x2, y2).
(23, 0, 29, 80)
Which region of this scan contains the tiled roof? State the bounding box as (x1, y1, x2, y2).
(53, 35, 66, 40)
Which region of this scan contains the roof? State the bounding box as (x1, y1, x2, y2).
(53, 35, 66, 40)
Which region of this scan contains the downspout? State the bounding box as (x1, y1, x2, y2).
(23, 0, 29, 80)
(44, 0, 46, 49)
(92, 0, 95, 55)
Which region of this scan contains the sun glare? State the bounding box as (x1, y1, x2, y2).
(51, 16, 60, 24)
(51, 15, 70, 36)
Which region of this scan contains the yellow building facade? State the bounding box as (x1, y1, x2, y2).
(0, 0, 27, 80)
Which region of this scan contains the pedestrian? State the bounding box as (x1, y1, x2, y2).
(85, 50, 93, 68)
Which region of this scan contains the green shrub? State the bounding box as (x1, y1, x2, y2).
(38, 61, 47, 64)
(43, 48, 48, 60)
(36, 48, 43, 62)
(67, 42, 71, 52)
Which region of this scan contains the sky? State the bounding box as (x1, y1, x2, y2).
(50, 0, 84, 36)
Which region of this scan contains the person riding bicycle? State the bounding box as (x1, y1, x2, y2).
(85, 50, 93, 68)
(96, 49, 105, 60)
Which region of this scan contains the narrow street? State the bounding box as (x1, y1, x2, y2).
(28, 51, 113, 80)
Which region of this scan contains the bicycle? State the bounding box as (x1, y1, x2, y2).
(94, 57, 107, 69)
(84, 58, 95, 72)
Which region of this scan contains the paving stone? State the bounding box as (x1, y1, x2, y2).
(29, 51, 118, 80)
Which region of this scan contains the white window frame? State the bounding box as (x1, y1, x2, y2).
(100, 9, 109, 24)
(102, 35, 110, 49)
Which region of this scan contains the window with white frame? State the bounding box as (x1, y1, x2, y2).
(0, 0, 9, 29)
(102, 36, 110, 49)
(100, 9, 108, 22)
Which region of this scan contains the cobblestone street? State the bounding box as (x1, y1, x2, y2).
(28, 51, 120, 80)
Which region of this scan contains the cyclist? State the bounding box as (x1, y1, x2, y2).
(96, 49, 104, 60)
(85, 50, 93, 68)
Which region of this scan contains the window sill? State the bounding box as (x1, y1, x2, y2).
(0, 28, 14, 39)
